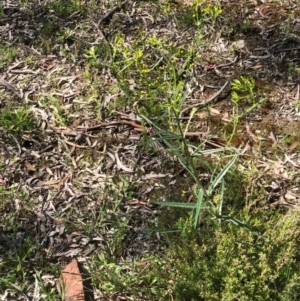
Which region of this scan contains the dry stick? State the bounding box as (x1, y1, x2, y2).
(64, 140, 90, 149)
(9, 69, 37, 75)
(214, 56, 238, 69)
(180, 81, 229, 116)
(0, 77, 21, 98)
(184, 132, 209, 137)
(90, 1, 129, 66)
(97, 0, 129, 26)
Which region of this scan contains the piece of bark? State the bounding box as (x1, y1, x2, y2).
(62, 259, 85, 301)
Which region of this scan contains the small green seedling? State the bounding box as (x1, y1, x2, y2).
(231, 76, 256, 103)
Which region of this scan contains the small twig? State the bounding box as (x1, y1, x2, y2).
(120, 119, 143, 131)
(205, 139, 226, 148)
(214, 56, 239, 69)
(184, 132, 209, 138)
(249, 54, 271, 59)
(275, 46, 300, 52)
(0, 77, 21, 98)
(180, 81, 229, 116)
(97, 0, 129, 26)
(9, 69, 37, 75)
(9, 134, 22, 155)
(89, 19, 113, 64)
(63, 140, 90, 149)
(89, 3, 129, 64)
(78, 122, 121, 131)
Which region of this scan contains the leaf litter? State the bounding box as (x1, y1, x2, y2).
(1, 0, 300, 300)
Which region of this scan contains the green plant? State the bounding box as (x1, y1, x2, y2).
(83, 45, 111, 67)
(0, 234, 35, 293)
(202, 3, 222, 26)
(34, 269, 60, 301)
(288, 61, 299, 73)
(0, 108, 35, 134)
(49, 0, 82, 18)
(111, 29, 200, 120)
(57, 27, 75, 44)
(231, 76, 256, 104)
(159, 207, 300, 301)
(0, 43, 18, 68)
(172, 0, 222, 30)
(228, 76, 265, 144)
(141, 87, 243, 230)
(112, 30, 253, 232)
(284, 14, 292, 37)
(88, 206, 300, 300)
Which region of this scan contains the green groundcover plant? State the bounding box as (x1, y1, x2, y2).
(161, 207, 300, 301)
(90, 207, 300, 301)
(0, 108, 35, 134)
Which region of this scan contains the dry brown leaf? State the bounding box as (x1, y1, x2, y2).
(209, 107, 220, 116)
(25, 161, 36, 171)
(196, 112, 208, 119)
(64, 140, 90, 149)
(290, 141, 298, 151)
(57, 173, 70, 191)
(284, 190, 298, 201)
(115, 151, 134, 173)
(42, 179, 61, 185)
(251, 64, 263, 69)
(231, 39, 245, 49)
(268, 132, 277, 144)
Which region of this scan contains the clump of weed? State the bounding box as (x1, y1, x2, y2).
(38, 95, 71, 127)
(110, 31, 198, 126)
(0, 107, 36, 135)
(231, 76, 256, 104)
(165, 0, 222, 30)
(89, 206, 300, 301)
(0, 43, 18, 68)
(48, 0, 83, 18)
(227, 76, 266, 144)
(283, 133, 300, 148)
(164, 209, 300, 300)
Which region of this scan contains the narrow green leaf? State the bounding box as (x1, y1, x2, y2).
(178, 88, 190, 111)
(154, 201, 209, 210)
(157, 133, 198, 182)
(218, 178, 225, 216)
(194, 188, 204, 228)
(218, 215, 258, 234)
(208, 154, 238, 195)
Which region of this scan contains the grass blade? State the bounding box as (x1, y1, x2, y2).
(208, 154, 238, 195)
(218, 178, 225, 216)
(194, 188, 204, 228)
(154, 201, 209, 210)
(218, 215, 258, 234)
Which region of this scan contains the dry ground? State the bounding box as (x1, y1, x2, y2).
(1, 0, 300, 300)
